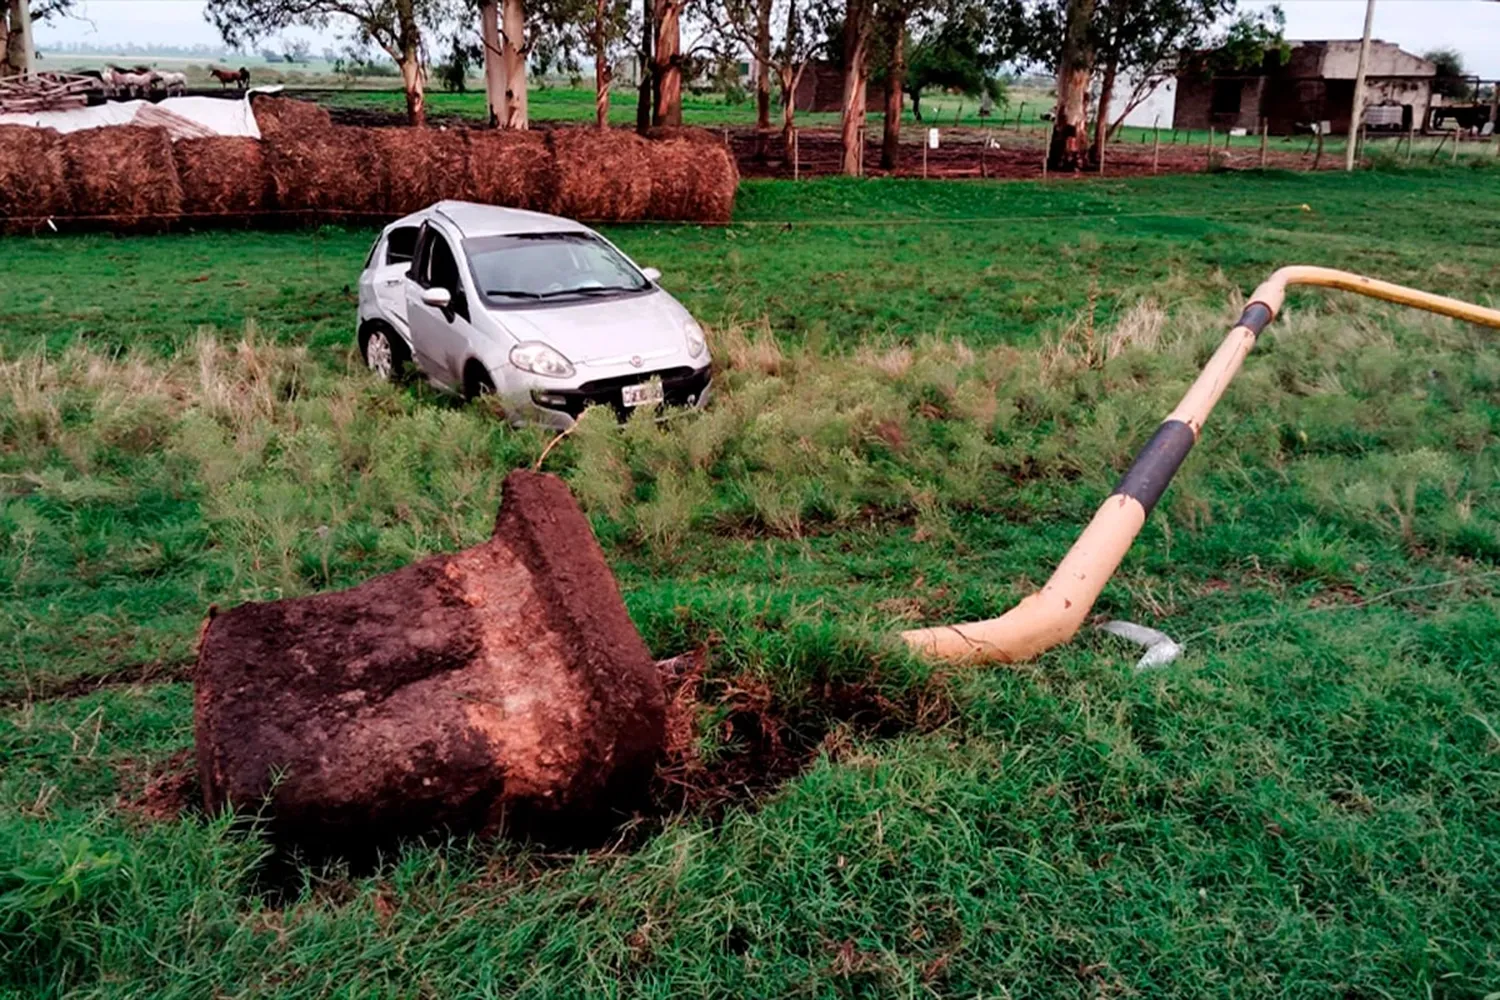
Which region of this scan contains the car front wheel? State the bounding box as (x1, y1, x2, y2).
(362, 325, 410, 383)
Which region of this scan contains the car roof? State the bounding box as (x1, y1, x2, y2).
(403, 201, 593, 239)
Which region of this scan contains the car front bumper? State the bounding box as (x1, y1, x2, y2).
(528, 364, 712, 424)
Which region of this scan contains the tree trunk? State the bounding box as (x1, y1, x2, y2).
(880, 11, 905, 170)
(194, 471, 665, 854)
(480, 0, 506, 127)
(593, 0, 612, 127)
(501, 0, 528, 128)
(754, 0, 773, 130)
(393, 0, 426, 126)
(778, 0, 800, 151)
(8, 0, 32, 77)
(1090, 0, 1126, 164)
(653, 0, 682, 126)
(839, 0, 871, 177)
(636, 0, 653, 133)
(1047, 0, 1096, 172)
(1092, 52, 1119, 164)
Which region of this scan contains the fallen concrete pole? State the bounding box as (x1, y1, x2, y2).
(902, 266, 1500, 664)
(194, 470, 665, 850)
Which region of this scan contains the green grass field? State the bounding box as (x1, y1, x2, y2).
(4, 165, 1500, 997)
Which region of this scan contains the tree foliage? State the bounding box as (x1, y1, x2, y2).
(1425, 47, 1471, 101)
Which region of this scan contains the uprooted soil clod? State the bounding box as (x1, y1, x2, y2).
(194, 470, 665, 856)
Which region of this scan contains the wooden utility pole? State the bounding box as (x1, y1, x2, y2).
(1345, 0, 1375, 172)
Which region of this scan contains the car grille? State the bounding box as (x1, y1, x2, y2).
(532, 365, 711, 419)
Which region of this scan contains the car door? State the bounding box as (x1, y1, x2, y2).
(404, 224, 478, 390)
(375, 225, 419, 332)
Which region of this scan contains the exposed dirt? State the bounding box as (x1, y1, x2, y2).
(0, 659, 194, 710)
(642, 649, 952, 830)
(117, 747, 199, 823)
(731, 125, 1344, 180)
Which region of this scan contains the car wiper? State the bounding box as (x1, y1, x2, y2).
(486, 289, 543, 299)
(535, 285, 640, 299)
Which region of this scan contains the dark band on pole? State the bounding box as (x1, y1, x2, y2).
(1238, 302, 1274, 337)
(1111, 419, 1197, 516)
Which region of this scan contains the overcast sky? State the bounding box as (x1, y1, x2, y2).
(34, 0, 1500, 78)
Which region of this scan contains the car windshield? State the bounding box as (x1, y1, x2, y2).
(463, 232, 649, 303)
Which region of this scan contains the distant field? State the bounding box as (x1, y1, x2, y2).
(4, 167, 1500, 998)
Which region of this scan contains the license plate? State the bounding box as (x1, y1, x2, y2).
(621, 381, 665, 408)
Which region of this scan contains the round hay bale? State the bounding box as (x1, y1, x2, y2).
(0, 126, 67, 233)
(59, 125, 183, 231)
(174, 136, 271, 222)
(642, 128, 737, 223)
(375, 126, 473, 214)
(549, 127, 653, 222)
(251, 95, 333, 138)
(467, 129, 556, 214)
(265, 125, 390, 222)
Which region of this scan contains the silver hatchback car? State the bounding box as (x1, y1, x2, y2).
(356, 201, 712, 427)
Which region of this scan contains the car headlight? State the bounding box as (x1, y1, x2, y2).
(510, 342, 575, 378)
(685, 322, 707, 359)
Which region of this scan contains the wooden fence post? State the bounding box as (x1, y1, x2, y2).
(1207, 126, 1214, 171)
(1152, 124, 1160, 174)
(1042, 121, 1052, 180)
(1259, 119, 1268, 168)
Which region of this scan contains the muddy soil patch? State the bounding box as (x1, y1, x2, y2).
(117, 748, 200, 823)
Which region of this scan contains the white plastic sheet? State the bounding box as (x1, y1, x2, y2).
(0, 94, 261, 139)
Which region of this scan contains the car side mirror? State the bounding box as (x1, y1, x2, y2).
(421, 286, 452, 309)
(641, 267, 662, 283)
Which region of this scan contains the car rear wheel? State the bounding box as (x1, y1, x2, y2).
(362, 325, 409, 383)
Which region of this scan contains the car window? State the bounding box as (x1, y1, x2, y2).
(462, 233, 649, 304)
(427, 233, 462, 294)
(363, 236, 380, 270)
(385, 226, 418, 266)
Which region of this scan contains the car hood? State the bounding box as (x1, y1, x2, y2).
(489, 289, 693, 365)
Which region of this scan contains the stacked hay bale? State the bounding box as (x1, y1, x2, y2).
(468, 129, 556, 214)
(0, 98, 739, 231)
(174, 137, 271, 222)
(642, 127, 737, 224)
(377, 126, 473, 214)
(548, 127, 654, 222)
(59, 125, 182, 231)
(250, 94, 333, 138)
(266, 125, 390, 222)
(0, 125, 68, 232)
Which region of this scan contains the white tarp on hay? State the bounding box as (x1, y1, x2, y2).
(0, 95, 261, 139)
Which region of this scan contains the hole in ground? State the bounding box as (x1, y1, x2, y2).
(123, 650, 951, 894)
